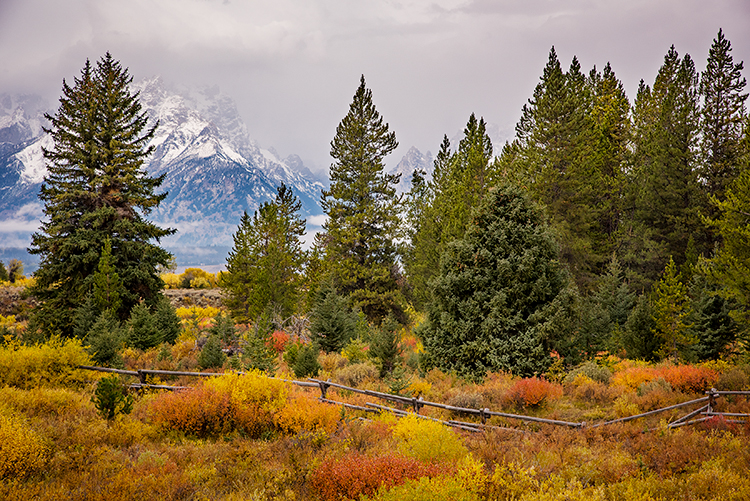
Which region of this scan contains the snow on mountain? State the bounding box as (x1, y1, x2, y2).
(0, 79, 325, 265)
(390, 146, 433, 193)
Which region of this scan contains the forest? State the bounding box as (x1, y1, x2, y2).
(2, 29, 750, 500)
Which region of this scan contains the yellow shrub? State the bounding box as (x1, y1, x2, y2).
(275, 391, 340, 435)
(205, 370, 288, 413)
(160, 273, 181, 289)
(0, 386, 88, 417)
(0, 414, 49, 478)
(485, 462, 538, 501)
(520, 476, 605, 501)
(175, 305, 221, 320)
(0, 336, 93, 389)
(392, 413, 468, 463)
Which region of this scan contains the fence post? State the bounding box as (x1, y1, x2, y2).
(412, 396, 424, 414)
(480, 408, 488, 425)
(137, 369, 147, 386)
(707, 388, 718, 415)
(318, 379, 330, 399)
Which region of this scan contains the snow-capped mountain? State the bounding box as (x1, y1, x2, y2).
(390, 146, 433, 193)
(0, 80, 325, 266)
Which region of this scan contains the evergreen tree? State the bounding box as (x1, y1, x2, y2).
(622, 293, 659, 361)
(699, 29, 748, 206)
(0, 262, 7, 282)
(421, 185, 568, 378)
(625, 46, 706, 288)
(499, 48, 629, 289)
(127, 301, 160, 350)
(309, 281, 357, 353)
(221, 183, 306, 323)
(28, 53, 174, 337)
(404, 115, 496, 309)
(198, 336, 226, 370)
(688, 273, 737, 360)
(704, 155, 750, 331)
(86, 310, 125, 368)
(91, 238, 124, 315)
(154, 294, 181, 344)
(369, 314, 402, 377)
(320, 75, 403, 322)
(651, 256, 695, 359)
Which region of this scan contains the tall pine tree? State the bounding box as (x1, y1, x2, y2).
(699, 29, 748, 209)
(29, 53, 174, 337)
(320, 75, 403, 323)
(221, 183, 306, 323)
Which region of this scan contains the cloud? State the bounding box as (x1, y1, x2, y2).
(306, 214, 328, 227)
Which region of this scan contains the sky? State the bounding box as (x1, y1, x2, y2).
(1, 0, 749, 175)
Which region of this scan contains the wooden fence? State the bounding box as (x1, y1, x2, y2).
(78, 365, 750, 432)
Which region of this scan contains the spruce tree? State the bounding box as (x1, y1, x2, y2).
(221, 183, 306, 323)
(28, 53, 174, 337)
(320, 75, 403, 322)
(421, 184, 568, 378)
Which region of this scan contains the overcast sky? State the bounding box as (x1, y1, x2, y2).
(1, 0, 748, 174)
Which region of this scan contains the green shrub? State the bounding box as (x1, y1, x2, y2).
(369, 314, 402, 377)
(310, 281, 357, 353)
(91, 375, 134, 421)
(85, 310, 125, 368)
(563, 361, 612, 385)
(293, 343, 321, 378)
(198, 336, 226, 370)
(154, 294, 181, 344)
(127, 302, 160, 350)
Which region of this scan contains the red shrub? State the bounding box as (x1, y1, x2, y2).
(310, 452, 449, 501)
(657, 365, 719, 394)
(506, 377, 562, 408)
(268, 330, 291, 354)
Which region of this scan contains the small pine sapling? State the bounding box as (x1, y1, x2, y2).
(92, 375, 134, 421)
(198, 336, 226, 370)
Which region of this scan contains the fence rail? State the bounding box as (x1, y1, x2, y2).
(78, 365, 750, 432)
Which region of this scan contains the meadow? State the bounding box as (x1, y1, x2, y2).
(2, 303, 750, 501)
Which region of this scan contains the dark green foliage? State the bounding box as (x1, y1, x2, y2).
(369, 314, 402, 377)
(0, 262, 8, 282)
(688, 273, 737, 360)
(404, 115, 498, 308)
(73, 295, 101, 339)
(91, 375, 133, 421)
(621, 293, 659, 361)
(238, 314, 277, 374)
(291, 343, 321, 379)
(576, 255, 636, 358)
(221, 183, 306, 323)
(209, 311, 237, 345)
(154, 295, 181, 345)
(626, 46, 707, 287)
(198, 336, 226, 370)
(86, 310, 125, 368)
(28, 53, 174, 337)
(320, 75, 404, 322)
(563, 361, 612, 385)
(421, 185, 568, 378)
(127, 302, 160, 350)
(309, 281, 357, 353)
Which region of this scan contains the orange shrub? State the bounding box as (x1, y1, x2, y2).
(657, 365, 719, 394)
(268, 330, 290, 354)
(275, 391, 340, 435)
(310, 452, 450, 501)
(149, 385, 233, 437)
(506, 377, 562, 408)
